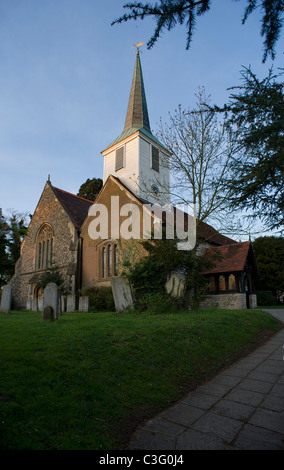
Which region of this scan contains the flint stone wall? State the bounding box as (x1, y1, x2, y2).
(9, 182, 79, 309)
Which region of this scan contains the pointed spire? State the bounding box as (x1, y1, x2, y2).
(103, 49, 167, 152)
(123, 50, 151, 133)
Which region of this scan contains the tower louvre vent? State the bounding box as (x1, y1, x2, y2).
(115, 146, 124, 171)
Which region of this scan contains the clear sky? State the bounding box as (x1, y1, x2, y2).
(0, 0, 283, 229)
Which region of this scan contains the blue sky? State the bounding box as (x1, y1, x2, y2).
(0, 0, 283, 230)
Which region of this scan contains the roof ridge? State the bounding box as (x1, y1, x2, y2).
(52, 186, 94, 203)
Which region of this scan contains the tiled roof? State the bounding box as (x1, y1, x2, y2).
(112, 176, 237, 246)
(52, 186, 93, 229)
(197, 220, 237, 246)
(202, 241, 252, 274)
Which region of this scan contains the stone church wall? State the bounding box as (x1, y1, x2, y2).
(10, 182, 78, 309)
(199, 293, 247, 310)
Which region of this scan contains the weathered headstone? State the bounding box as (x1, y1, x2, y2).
(26, 299, 31, 310)
(43, 305, 55, 322)
(66, 295, 76, 312)
(0, 285, 12, 313)
(42, 283, 59, 321)
(79, 296, 89, 312)
(165, 273, 185, 298)
(111, 277, 133, 312)
(32, 298, 38, 312)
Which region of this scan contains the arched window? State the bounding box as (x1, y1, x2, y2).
(208, 276, 215, 292)
(114, 244, 118, 276)
(36, 224, 54, 269)
(102, 247, 106, 278)
(101, 243, 119, 279)
(107, 244, 112, 277)
(229, 274, 236, 290)
(219, 275, 226, 291)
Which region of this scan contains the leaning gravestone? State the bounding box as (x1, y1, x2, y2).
(111, 277, 133, 312)
(0, 285, 12, 313)
(42, 283, 59, 321)
(165, 273, 186, 298)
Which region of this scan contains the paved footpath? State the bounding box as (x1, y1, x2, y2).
(129, 309, 284, 450)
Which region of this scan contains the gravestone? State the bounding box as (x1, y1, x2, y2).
(66, 295, 76, 312)
(0, 285, 12, 313)
(43, 305, 55, 322)
(79, 296, 89, 312)
(111, 277, 133, 312)
(42, 283, 59, 321)
(165, 273, 185, 297)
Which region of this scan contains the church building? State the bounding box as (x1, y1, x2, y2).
(9, 50, 258, 311)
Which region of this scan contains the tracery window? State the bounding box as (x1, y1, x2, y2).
(36, 224, 54, 269)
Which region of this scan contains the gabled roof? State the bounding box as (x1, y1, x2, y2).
(202, 241, 255, 274)
(111, 175, 237, 246)
(51, 185, 93, 229)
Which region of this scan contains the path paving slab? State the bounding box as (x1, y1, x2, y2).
(129, 311, 284, 450)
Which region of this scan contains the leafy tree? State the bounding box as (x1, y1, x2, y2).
(77, 178, 103, 201)
(0, 210, 11, 288)
(216, 67, 284, 232)
(253, 236, 284, 295)
(7, 212, 28, 265)
(112, 0, 284, 62)
(0, 210, 29, 287)
(122, 229, 220, 310)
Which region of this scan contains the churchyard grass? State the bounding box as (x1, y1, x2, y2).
(0, 308, 281, 450)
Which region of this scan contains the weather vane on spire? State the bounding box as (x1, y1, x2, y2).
(133, 41, 144, 54)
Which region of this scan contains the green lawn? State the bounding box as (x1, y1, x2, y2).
(0, 308, 281, 450)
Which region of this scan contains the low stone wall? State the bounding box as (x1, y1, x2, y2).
(199, 293, 248, 309)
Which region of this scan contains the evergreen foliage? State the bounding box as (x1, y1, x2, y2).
(83, 286, 115, 311)
(112, 0, 283, 62)
(253, 236, 284, 296)
(217, 67, 284, 231)
(37, 264, 66, 293)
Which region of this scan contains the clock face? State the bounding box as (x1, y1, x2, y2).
(151, 184, 160, 196)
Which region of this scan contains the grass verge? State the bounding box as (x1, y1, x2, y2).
(0, 308, 281, 450)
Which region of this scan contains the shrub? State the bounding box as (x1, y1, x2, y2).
(83, 286, 115, 312)
(133, 292, 184, 314)
(256, 290, 277, 306)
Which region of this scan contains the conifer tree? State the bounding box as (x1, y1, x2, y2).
(112, 0, 283, 62)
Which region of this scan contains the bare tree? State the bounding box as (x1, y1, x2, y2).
(156, 88, 254, 240)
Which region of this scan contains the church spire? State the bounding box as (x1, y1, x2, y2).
(123, 50, 151, 133)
